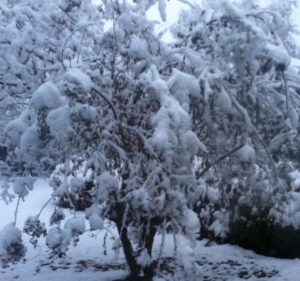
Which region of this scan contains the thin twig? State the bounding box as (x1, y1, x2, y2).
(61, 23, 94, 68)
(282, 70, 289, 117)
(196, 143, 244, 179)
(92, 87, 118, 119)
(14, 196, 21, 226)
(37, 197, 53, 218)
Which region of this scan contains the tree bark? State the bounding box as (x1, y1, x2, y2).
(116, 220, 140, 279)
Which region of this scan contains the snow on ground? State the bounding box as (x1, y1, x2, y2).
(1, 179, 300, 281)
(0, 178, 127, 281)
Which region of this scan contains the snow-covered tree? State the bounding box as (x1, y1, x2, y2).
(168, 0, 300, 247)
(1, 1, 204, 279)
(0, 0, 103, 143)
(1, 0, 300, 279)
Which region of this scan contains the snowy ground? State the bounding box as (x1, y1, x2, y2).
(1, 179, 300, 281)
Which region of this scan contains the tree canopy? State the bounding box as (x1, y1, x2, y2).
(1, 0, 300, 280)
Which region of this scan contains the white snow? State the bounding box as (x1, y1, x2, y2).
(46, 105, 73, 142)
(215, 89, 232, 113)
(13, 177, 34, 199)
(180, 209, 200, 239)
(288, 105, 299, 129)
(158, 0, 166, 22)
(62, 69, 92, 93)
(95, 172, 117, 202)
(181, 130, 207, 156)
(4, 109, 35, 148)
(0, 223, 23, 257)
(290, 170, 300, 190)
(266, 43, 291, 69)
(238, 143, 256, 163)
(181, 47, 203, 69)
(168, 68, 200, 111)
(31, 82, 63, 110)
(64, 217, 85, 236)
(137, 249, 151, 268)
(1, 179, 300, 280)
(0, 179, 127, 280)
(46, 227, 71, 254)
(88, 214, 104, 231)
(19, 123, 40, 153)
(128, 36, 148, 59)
(72, 104, 97, 122)
(269, 171, 300, 229)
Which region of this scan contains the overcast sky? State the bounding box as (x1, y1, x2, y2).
(146, 0, 300, 44)
(93, 0, 300, 47)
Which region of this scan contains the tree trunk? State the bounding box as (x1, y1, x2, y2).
(145, 226, 156, 257)
(116, 222, 140, 279)
(116, 218, 159, 280)
(143, 226, 157, 280)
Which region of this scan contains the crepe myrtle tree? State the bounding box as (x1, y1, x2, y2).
(166, 0, 300, 243)
(0, 1, 205, 279)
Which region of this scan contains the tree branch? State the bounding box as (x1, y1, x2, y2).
(92, 87, 118, 119)
(196, 143, 244, 179)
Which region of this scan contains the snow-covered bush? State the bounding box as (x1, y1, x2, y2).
(227, 169, 300, 258)
(23, 216, 47, 248)
(168, 0, 300, 255)
(46, 227, 71, 257)
(0, 223, 25, 266)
